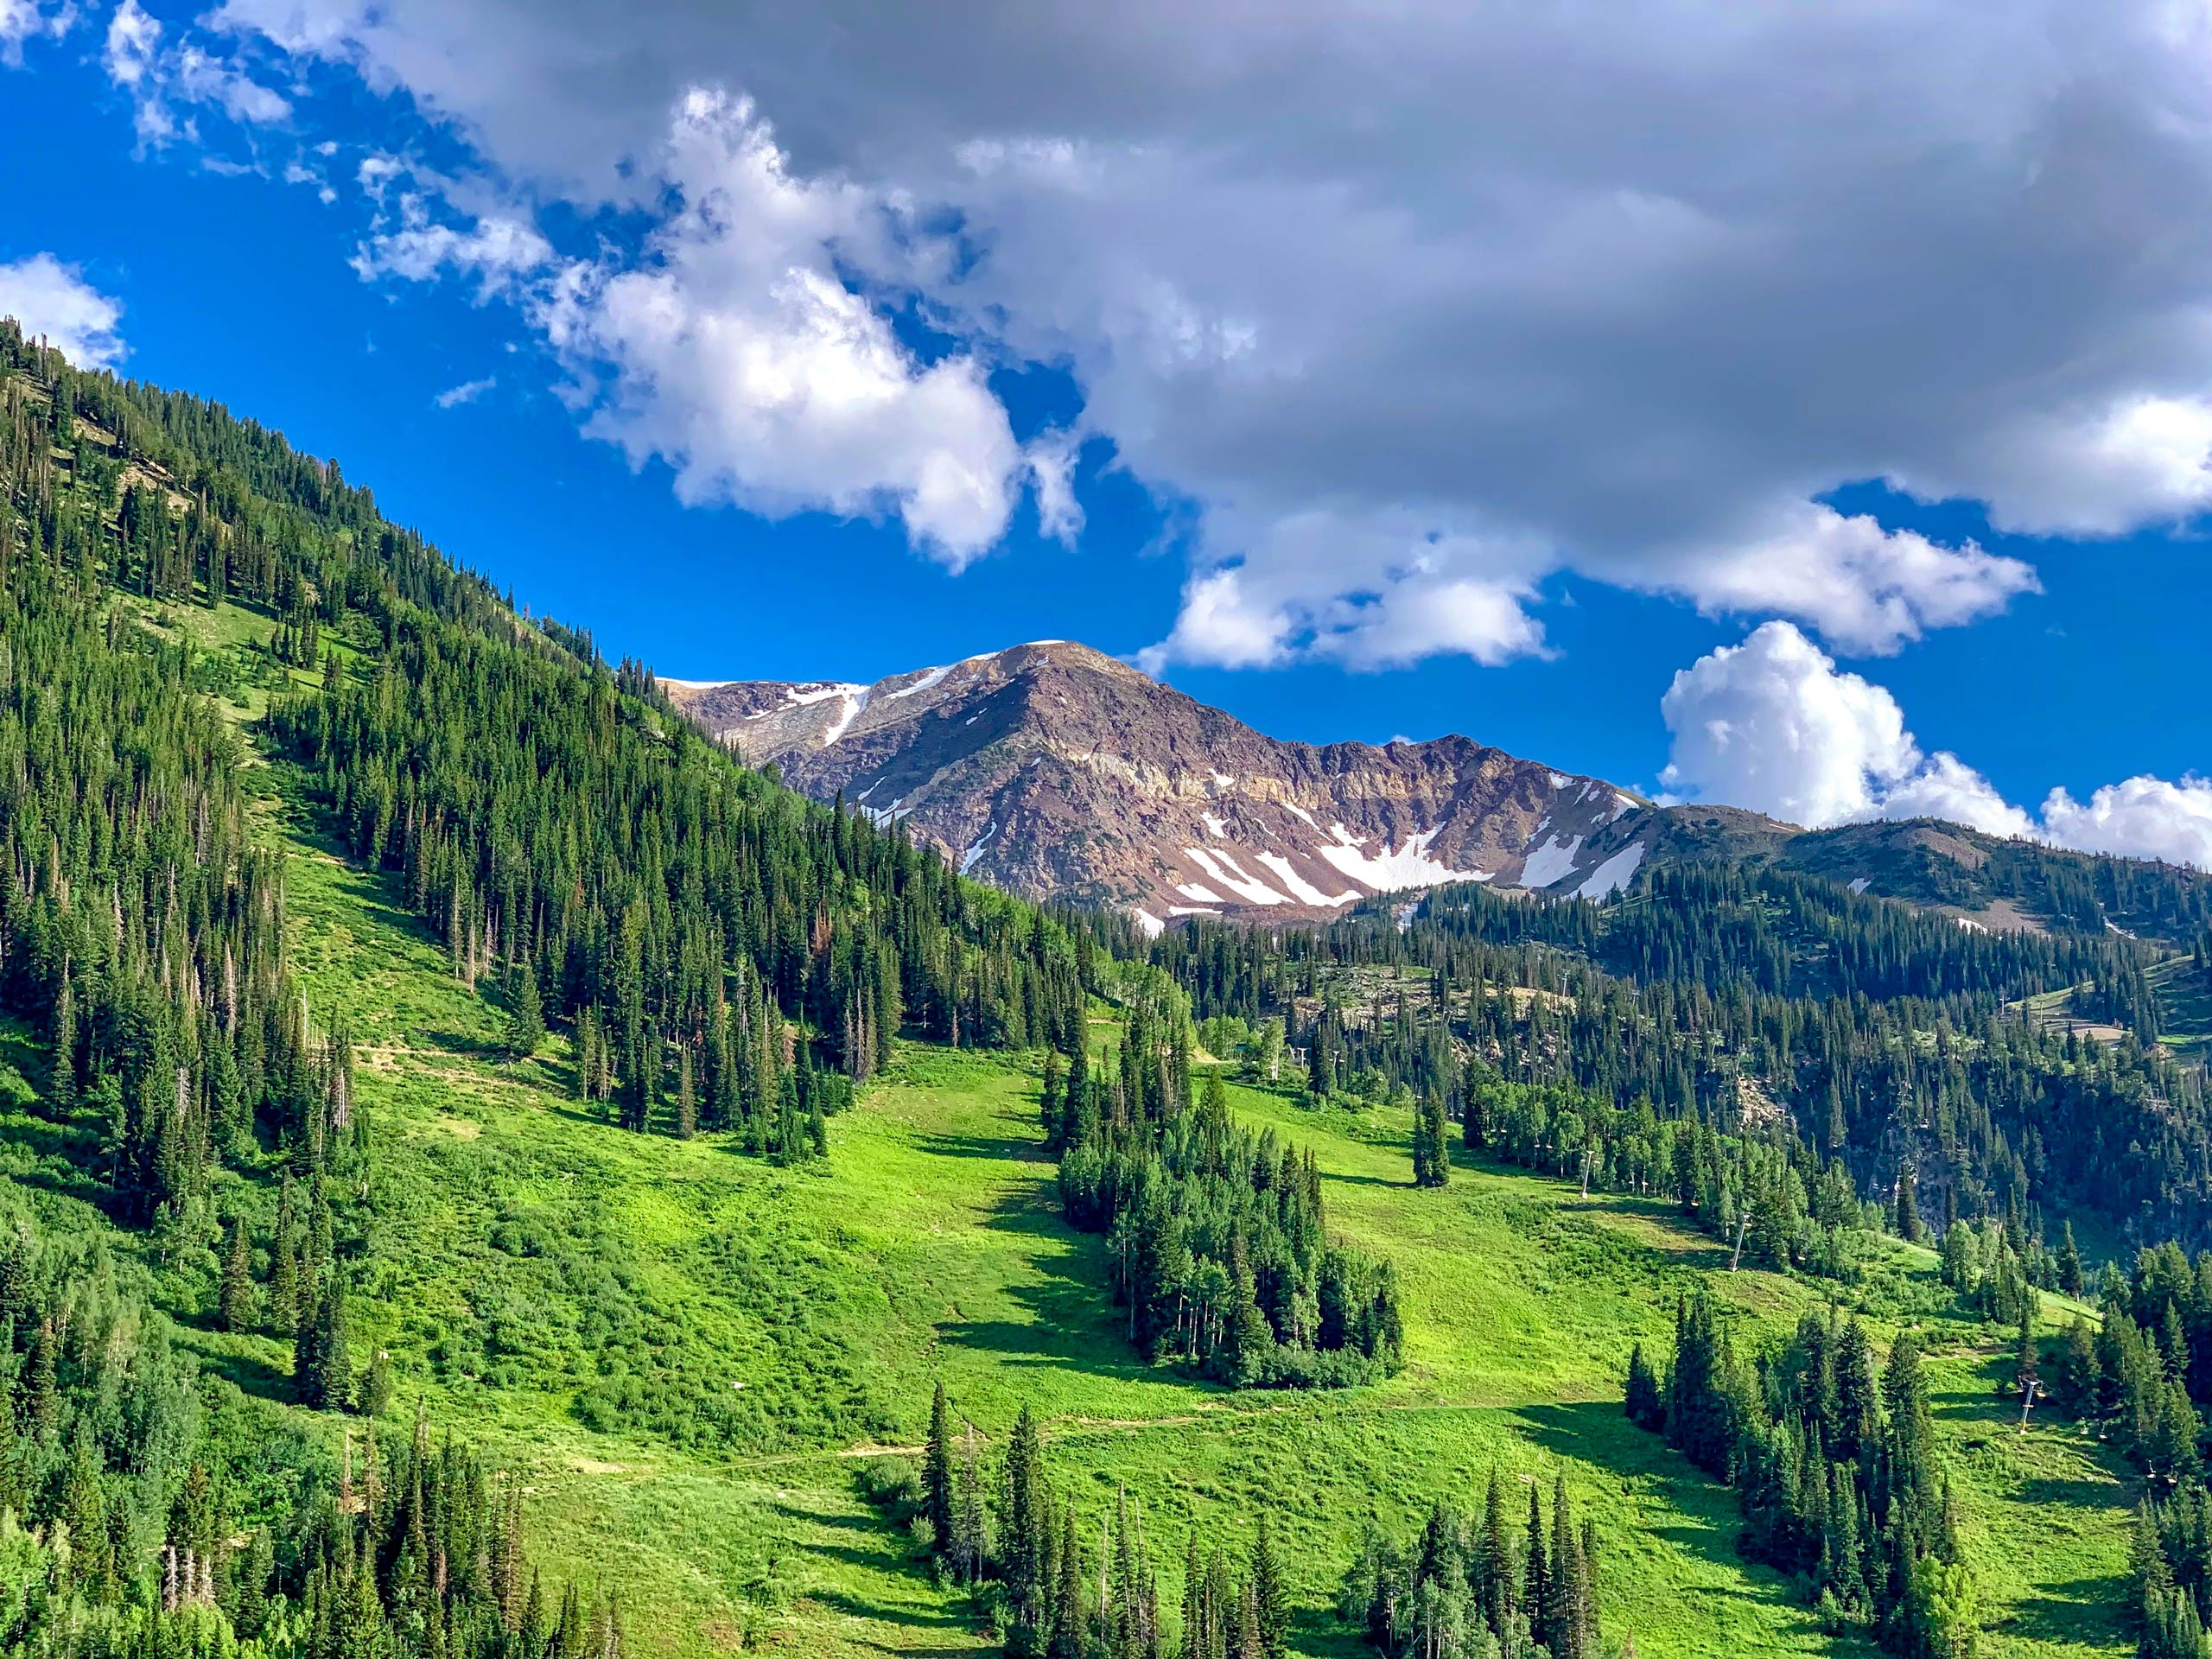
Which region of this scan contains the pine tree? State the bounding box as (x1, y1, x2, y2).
(48, 969, 74, 1114)
(1412, 1088, 1450, 1188)
(675, 1042, 697, 1140)
(1050, 1501, 1086, 1659)
(1040, 1050, 1065, 1148)
(361, 1347, 395, 1417)
(2013, 1312, 2040, 1401)
(953, 1421, 988, 1586)
(219, 1215, 254, 1332)
(1249, 1513, 1287, 1659)
(296, 1273, 351, 1410)
(1894, 1165, 1921, 1243)
(1546, 1475, 1586, 1659)
(2058, 1221, 2084, 1300)
(1003, 1402, 1050, 1654)
(1523, 1484, 1548, 1642)
(269, 1174, 299, 1333)
(925, 1381, 955, 1554)
(503, 959, 545, 1059)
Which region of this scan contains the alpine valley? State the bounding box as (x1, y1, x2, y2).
(4, 314, 2212, 1659)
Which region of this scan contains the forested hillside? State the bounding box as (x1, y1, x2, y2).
(0, 317, 1136, 1657)
(1157, 858, 2212, 1250)
(0, 314, 2203, 1659)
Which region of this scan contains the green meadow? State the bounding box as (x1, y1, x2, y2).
(0, 601, 2139, 1656)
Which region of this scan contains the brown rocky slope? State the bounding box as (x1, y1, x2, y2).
(663, 642, 1663, 931)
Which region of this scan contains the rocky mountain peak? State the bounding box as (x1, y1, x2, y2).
(664, 642, 1658, 929)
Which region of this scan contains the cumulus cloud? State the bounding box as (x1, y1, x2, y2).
(1660, 622, 1924, 830)
(175, 2, 2212, 658)
(2043, 777, 2212, 870)
(1662, 622, 2209, 868)
(524, 90, 1046, 564)
(1141, 507, 1552, 671)
(0, 253, 126, 368)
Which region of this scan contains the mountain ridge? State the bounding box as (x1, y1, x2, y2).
(664, 640, 1662, 929)
(665, 640, 2212, 949)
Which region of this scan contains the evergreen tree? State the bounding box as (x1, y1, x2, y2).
(219, 1214, 254, 1333)
(48, 969, 74, 1114)
(925, 1380, 955, 1554)
(504, 958, 546, 1059)
(2058, 1221, 2084, 1299)
(1411, 1088, 1450, 1189)
(1003, 1402, 1051, 1655)
(1250, 1514, 1287, 1659)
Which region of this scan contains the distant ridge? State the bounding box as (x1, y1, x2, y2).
(664, 641, 1657, 929)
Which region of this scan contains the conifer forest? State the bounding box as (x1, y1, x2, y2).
(3, 301, 2211, 1659)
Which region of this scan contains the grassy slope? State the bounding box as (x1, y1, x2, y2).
(0, 601, 2139, 1657)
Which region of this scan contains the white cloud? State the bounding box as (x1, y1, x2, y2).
(1874, 752, 2037, 841)
(1649, 503, 2040, 658)
(1659, 622, 1923, 830)
(528, 90, 1041, 564)
(102, 0, 157, 85)
(2042, 777, 2212, 870)
(0, 0, 73, 64)
(1027, 429, 1084, 544)
(1143, 505, 1553, 671)
(1662, 622, 2209, 868)
(353, 205, 551, 294)
(105, 0, 289, 145)
(173, 2, 2212, 662)
(433, 374, 495, 408)
(0, 253, 126, 368)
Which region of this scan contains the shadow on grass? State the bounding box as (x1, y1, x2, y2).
(913, 1129, 1039, 1165)
(1515, 1400, 1877, 1649)
(423, 1028, 507, 1061)
(0, 1109, 128, 1218)
(1997, 1574, 2129, 1651)
(803, 1586, 975, 1636)
(908, 1170, 1163, 1384)
(2013, 1471, 2131, 1511)
(188, 1339, 296, 1405)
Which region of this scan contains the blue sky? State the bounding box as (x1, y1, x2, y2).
(0, 1, 2207, 863)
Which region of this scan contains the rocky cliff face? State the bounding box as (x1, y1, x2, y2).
(664, 642, 1660, 930)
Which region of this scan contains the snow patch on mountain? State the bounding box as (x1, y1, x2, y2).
(820, 687, 871, 746)
(887, 664, 953, 700)
(1519, 833, 1585, 889)
(1183, 847, 1290, 906)
(1574, 842, 1645, 899)
(960, 821, 998, 874)
(1253, 851, 1359, 907)
(1316, 826, 1493, 891)
(783, 682, 864, 707)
